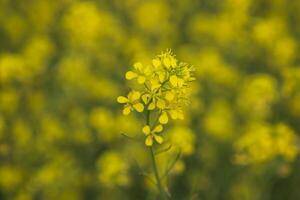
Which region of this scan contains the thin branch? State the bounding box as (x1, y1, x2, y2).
(151, 111, 161, 129)
(149, 146, 166, 199)
(121, 133, 141, 142)
(133, 159, 156, 186)
(161, 149, 182, 180)
(140, 172, 156, 186)
(155, 144, 173, 155)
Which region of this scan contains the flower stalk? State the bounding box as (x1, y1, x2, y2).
(117, 49, 195, 199)
(150, 145, 166, 199)
(146, 110, 166, 199)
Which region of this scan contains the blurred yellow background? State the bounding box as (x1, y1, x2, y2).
(1, 0, 300, 199)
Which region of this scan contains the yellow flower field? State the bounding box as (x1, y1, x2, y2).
(1, 0, 300, 199)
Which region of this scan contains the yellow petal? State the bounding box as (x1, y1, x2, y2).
(158, 72, 165, 82)
(177, 78, 184, 87)
(129, 91, 141, 101)
(123, 106, 131, 115)
(133, 102, 144, 112)
(170, 75, 178, 87)
(145, 136, 153, 146)
(156, 99, 166, 109)
(154, 134, 163, 144)
(125, 71, 137, 80)
(143, 66, 152, 76)
(151, 84, 161, 90)
(165, 91, 174, 101)
(148, 102, 156, 110)
(133, 62, 143, 70)
(137, 76, 146, 84)
(153, 124, 163, 133)
(163, 57, 171, 68)
(159, 112, 168, 124)
(152, 59, 161, 68)
(150, 79, 161, 90)
(169, 110, 178, 119)
(117, 96, 128, 103)
(142, 125, 151, 135)
(142, 94, 150, 104)
(170, 57, 177, 67)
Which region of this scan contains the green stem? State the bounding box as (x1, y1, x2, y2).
(146, 110, 166, 200)
(150, 146, 166, 200)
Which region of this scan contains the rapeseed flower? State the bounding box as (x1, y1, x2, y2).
(117, 49, 195, 145)
(125, 62, 151, 84)
(118, 49, 196, 199)
(142, 125, 164, 146)
(117, 91, 144, 115)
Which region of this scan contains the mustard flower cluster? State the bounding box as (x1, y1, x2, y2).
(117, 50, 195, 146)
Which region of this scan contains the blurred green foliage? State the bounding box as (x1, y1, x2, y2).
(1, 0, 300, 199)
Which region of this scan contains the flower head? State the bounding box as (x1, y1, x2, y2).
(142, 125, 164, 146)
(125, 62, 151, 84)
(117, 49, 195, 146)
(117, 91, 144, 115)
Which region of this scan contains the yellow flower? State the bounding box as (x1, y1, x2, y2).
(159, 108, 184, 124)
(159, 111, 169, 124)
(165, 91, 175, 101)
(125, 62, 151, 84)
(118, 49, 195, 147)
(141, 84, 167, 111)
(142, 92, 166, 111)
(142, 125, 164, 146)
(117, 91, 144, 115)
(170, 75, 184, 87)
(152, 58, 161, 68)
(160, 50, 177, 69)
(149, 76, 163, 90)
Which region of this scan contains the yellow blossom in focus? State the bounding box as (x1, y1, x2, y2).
(125, 62, 151, 84)
(117, 91, 144, 115)
(142, 124, 164, 146)
(117, 50, 195, 146)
